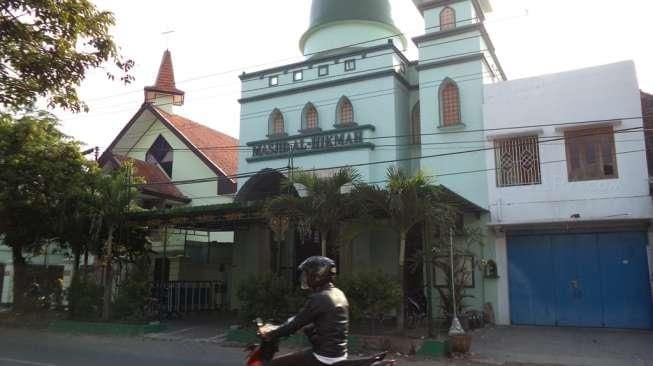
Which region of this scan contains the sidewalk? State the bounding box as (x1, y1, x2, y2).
(468, 326, 653, 366)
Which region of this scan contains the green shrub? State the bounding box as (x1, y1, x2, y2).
(111, 261, 151, 322)
(337, 271, 401, 323)
(237, 274, 305, 323)
(68, 277, 103, 321)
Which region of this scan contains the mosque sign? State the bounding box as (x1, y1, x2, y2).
(246, 124, 375, 162)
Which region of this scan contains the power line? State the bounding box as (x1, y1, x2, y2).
(133, 127, 643, 188)
(238, 69, 491, 121)
(75, 29, 488, 111)
(95, 69, 494, 146)
(107, 115, 651, 154)
(63, 42, 495, 120)
(178, 152, 650, 207)
(82, 13, 524, 104)
(110, 129, 648, 153)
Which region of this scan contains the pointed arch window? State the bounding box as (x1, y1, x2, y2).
(439, 79, 461, 127)
(411, 102, 421, 145)
(440, 7, 456, 31)
(301, 103, 320, 131)
(336, 96, 355, 126)
(146, 135, 174, 177)
(268, 109, 286, 137)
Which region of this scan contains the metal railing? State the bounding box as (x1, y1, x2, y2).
(152, 281, 228, 314)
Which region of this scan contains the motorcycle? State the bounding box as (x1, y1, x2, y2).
(246, 318, 395, 366)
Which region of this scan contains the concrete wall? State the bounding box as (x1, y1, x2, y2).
(1, 246, 10, 304)
(484, 61, 652, 224)
(0, 242, 76, 304)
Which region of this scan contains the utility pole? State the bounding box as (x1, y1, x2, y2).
(423, 221, 434, 338)
(448, 227, 465, 336)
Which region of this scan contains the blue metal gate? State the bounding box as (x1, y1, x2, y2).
(508, 231, 653, 329)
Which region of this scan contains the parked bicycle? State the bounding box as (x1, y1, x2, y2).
(405, 289, 428, 329)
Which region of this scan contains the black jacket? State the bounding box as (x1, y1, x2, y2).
(268, 283, 349, 358)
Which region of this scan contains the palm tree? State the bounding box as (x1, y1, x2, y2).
(265, 168, 360, 258)
(354, 167, 457, 331)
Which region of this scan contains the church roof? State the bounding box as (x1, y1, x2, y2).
(109, 155, 190, 203)
(154, 107, 240, 180)
(100, 103, 239, 184)
(144, 50, 185, 96)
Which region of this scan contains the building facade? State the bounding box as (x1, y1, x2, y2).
(233, 0, 653, 329)
(484, 61, 653, 328)
(233, 0, 503, 312)
(98, 50, 239, 293)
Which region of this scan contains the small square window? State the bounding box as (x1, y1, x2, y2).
(269, 76, 279, 87)
(293, 70, 303, 82)
(318, 65, 329, 77)
(344, 59, 356, 72)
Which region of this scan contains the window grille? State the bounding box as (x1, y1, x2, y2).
(494, 136, 542, 187)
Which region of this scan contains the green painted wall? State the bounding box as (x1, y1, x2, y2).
(427, 213, 498, 321)
(422, 1, 475, 33)
(229, 224, 272, 309)
(302, 21, 406, 55)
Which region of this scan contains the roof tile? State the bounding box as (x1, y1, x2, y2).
(113, 155, 189, 202)
(145, 50, 184, 95)
(155, 107, 239, 180)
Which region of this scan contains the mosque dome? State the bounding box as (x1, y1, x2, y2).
(300, 0, 407, 57)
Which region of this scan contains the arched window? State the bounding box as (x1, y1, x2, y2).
(440, 7, 456, 31)
(336, 96, 354, 126)
(411, 102, 421, 145)
(268, 109, 285, 137)
(439, 79, 461, 127)
(146, 135, 173, 177)
(302, 103, 319, 131)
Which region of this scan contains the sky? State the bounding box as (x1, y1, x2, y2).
(55, 0, 653, 152)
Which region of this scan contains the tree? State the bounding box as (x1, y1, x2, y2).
(354, 167, 457, 331)
(0, 0, 134, 112)
(93, 162, 141, 321)
(55, 163, 104, 316)
(0, 110, 88, 310)
(265, 168, 360, 258)
(58, 161, 143, 320)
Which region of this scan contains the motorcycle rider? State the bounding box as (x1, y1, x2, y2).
(259, 256, 349, 366)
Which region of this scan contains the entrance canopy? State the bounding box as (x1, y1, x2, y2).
(236, 168, 297, 203)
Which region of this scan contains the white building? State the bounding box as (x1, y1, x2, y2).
(484, 61, 653, 328)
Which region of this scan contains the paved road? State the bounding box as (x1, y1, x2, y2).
(0, 328, 244, 366)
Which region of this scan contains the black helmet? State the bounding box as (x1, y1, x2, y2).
(298, 256, 336, 290)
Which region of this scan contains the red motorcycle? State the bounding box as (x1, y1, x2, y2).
(246, 319, 395, 366)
